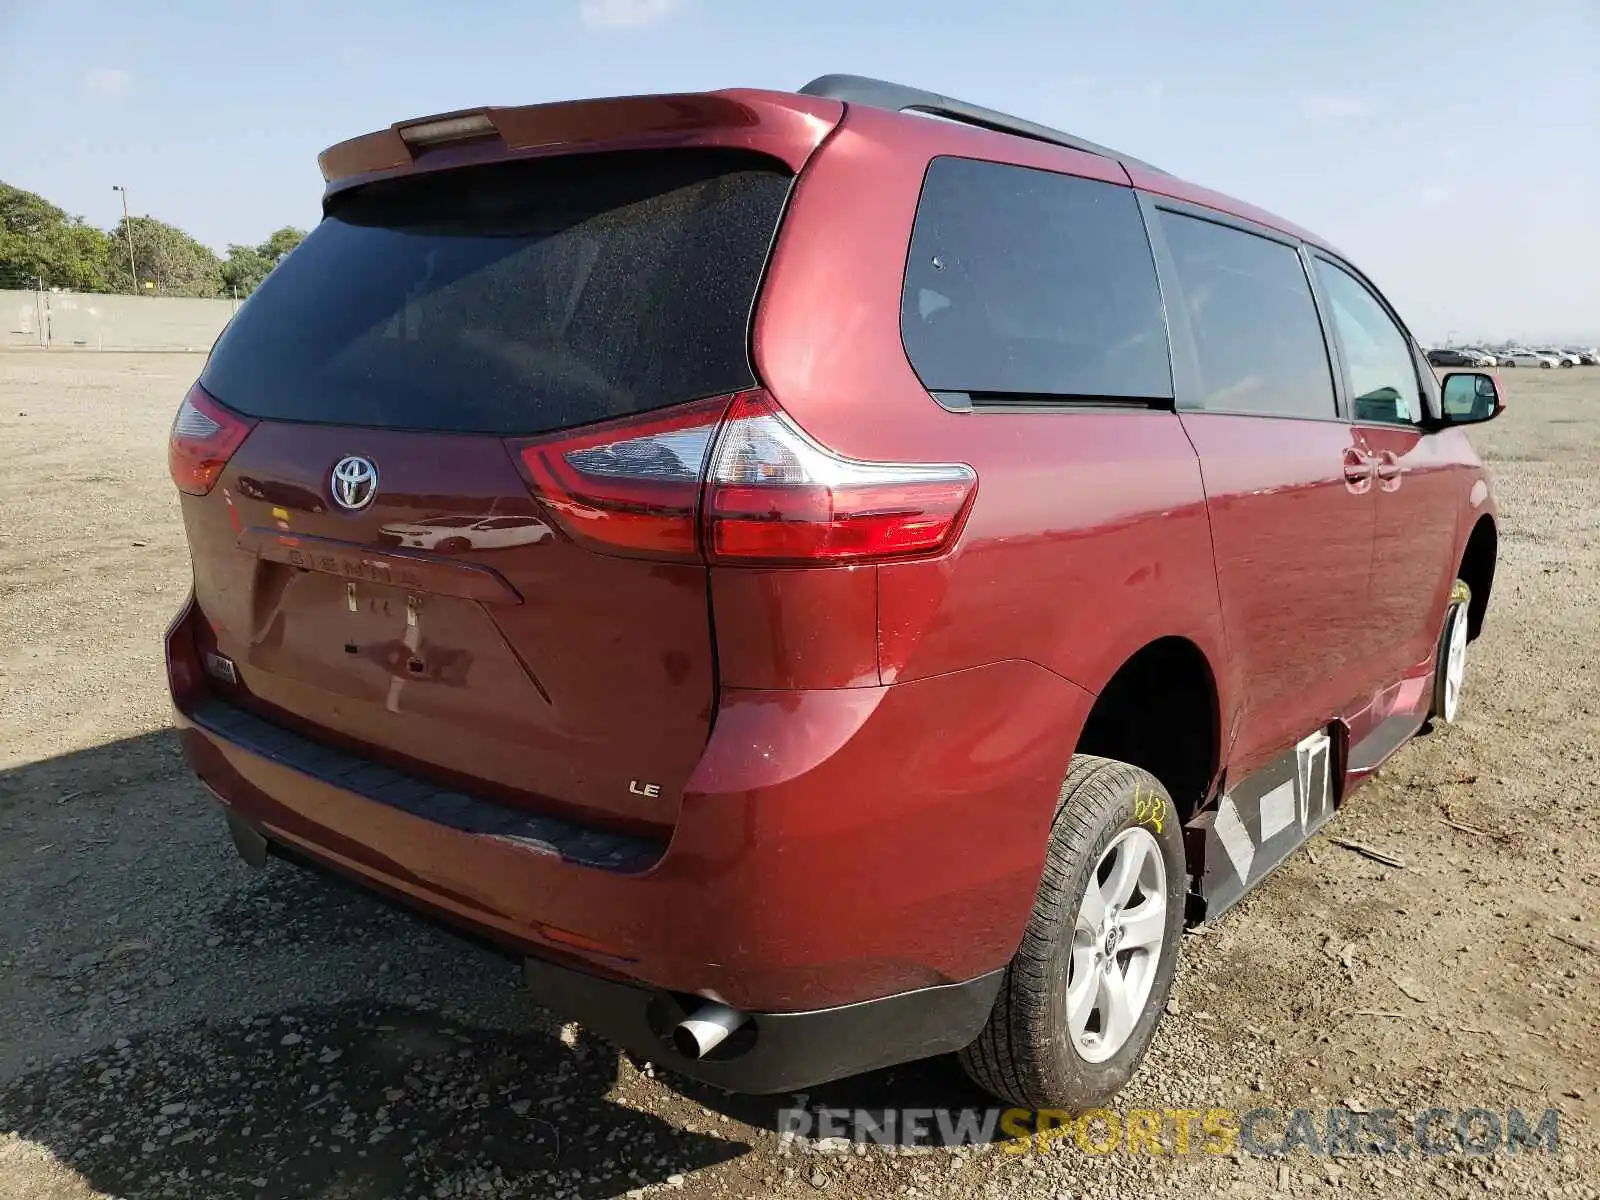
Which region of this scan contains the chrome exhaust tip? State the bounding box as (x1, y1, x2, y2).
(673, 1002, 747, 1059)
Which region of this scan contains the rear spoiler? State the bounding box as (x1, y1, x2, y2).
(317, 90, 844, 201)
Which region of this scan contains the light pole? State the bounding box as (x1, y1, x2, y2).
(111, 185, 139, 294)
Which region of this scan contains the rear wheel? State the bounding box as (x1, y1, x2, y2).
(1431, 580, 1472, 723)
(959, 755, 1186, 1108)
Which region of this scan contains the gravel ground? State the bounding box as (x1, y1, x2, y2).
(1, 351, 1596, 1200)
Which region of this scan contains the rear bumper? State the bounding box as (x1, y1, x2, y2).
(519, 953, 1001, 1095)
(230, 797, 999, 1094)
(168, 600, 1092, 1080)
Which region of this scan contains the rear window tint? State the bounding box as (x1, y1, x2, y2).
(900, 157, 1171, 401)
(201, 150, 791, 436)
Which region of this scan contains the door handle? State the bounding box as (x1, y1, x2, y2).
(1374, 450, 1402, 490)
(1342, 447, 1375, 493)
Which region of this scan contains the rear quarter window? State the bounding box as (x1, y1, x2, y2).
(201, 149, 791, 437)
(900, 157, 1171, 402)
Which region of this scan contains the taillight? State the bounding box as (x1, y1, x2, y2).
(164, 593, 202, 708)
(704, 391, 975, 565)
(511, 397, 729, 560)
(169, 383, 255, 496)
(510, 390, 976, 565)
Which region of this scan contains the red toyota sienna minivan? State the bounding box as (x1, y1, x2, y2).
(166, 75, 1503, 1107)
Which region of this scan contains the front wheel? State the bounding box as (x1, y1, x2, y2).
(1431, 580, 1472, 723)
(1433, 582, 1465, 723)
(959, 755, 1186, 1109)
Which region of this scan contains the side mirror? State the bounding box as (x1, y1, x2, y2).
(1439, 371, 1503, 426)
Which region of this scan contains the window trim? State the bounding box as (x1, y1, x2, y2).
(1139, 192, 1344, 425)
(1305, 250, 1433, 430)
(897, 154, 1177, 414)
(927, 390, 1169, 414)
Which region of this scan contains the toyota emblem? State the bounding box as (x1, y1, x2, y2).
(330, 455, 379, 511)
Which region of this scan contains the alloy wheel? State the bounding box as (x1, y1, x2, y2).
(1443, 603, 1469, 722)
(1066, 826, 1167, 1064)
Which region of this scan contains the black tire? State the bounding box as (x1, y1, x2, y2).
(959, 754, 1186, 1109)
(436, 536, 471, 553)
(1430, 580, 1472, 723)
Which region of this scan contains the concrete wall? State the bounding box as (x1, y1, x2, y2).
(1, 290, 238, 352)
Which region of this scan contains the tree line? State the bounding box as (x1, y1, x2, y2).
(0, 180, 306, 299)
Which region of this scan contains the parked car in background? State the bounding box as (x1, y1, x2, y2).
(1461, 348, 1498, 367)
(1537, 348, 1580, 367)
(1500, 349, 1561, 368)
(1574, 349, 1599, 366)
(1427, 348, 1477, 367)
(163, 72, 1505, 1111)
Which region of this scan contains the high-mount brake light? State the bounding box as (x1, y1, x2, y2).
(397, 113, 498, 147)
(169, 383, 256, 496)
(510, 390, 976, 565)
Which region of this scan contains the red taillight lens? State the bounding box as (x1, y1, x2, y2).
(510, 390, 976, 565)
(704, 391, 976, 565)
(510, 397, 729, 560)
(169, 384, 255, 496)
(163, 593, 202, 707)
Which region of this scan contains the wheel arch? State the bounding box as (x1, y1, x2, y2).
(1073, 635, 1222, 822)
(1458, 516, 1497, 640)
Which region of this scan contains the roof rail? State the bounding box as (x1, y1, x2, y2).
(798, 74, 1166, 175)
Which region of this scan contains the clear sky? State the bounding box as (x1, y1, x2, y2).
(2, 0, 1596, 342)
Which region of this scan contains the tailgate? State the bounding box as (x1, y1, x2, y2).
(181, 143, 804, 836)
(185, 421, 713, 836)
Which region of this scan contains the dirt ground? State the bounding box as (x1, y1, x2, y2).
(1, 351, 1596, 1200)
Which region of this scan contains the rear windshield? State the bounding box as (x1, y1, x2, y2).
(201, 149, 791, 436)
